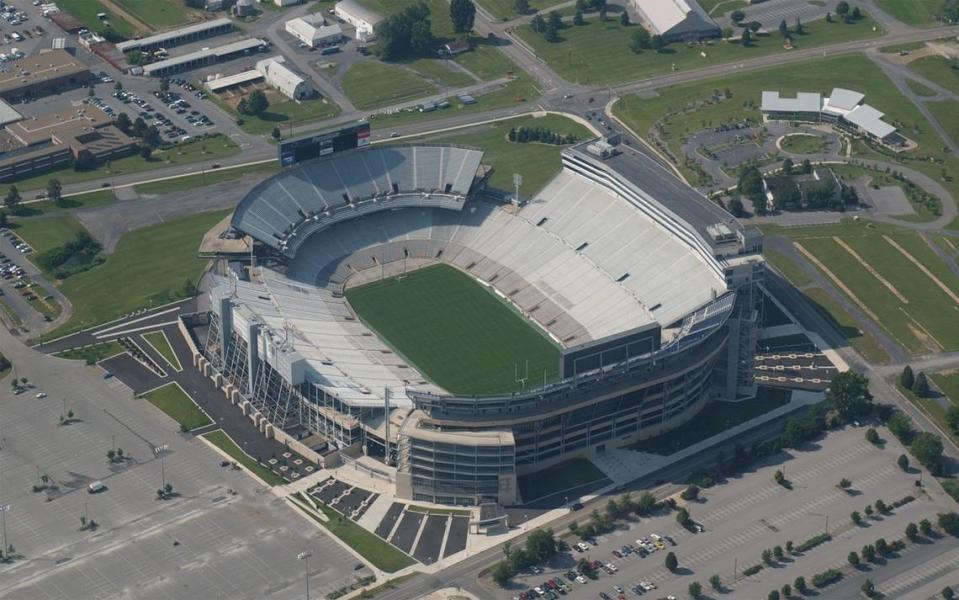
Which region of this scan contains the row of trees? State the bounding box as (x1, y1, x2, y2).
(490, 529, 559, 586)
(884, 402, 946, 475)
(507, 126, 577, 145)
(374, 2, 435, 61)
(37, 230, 103, 279)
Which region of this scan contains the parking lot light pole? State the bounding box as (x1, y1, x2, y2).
(297, 551, 312, 600)
(0, 504, 9, 553)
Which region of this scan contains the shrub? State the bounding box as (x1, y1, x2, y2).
(812, 568, 843, 588)
(794, 532, 831, 553)
(742, 564, 763, 576)
(865, 427, 880, 444)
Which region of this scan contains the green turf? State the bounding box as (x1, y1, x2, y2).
(143, 331, 182, 370)
(49, 210, 228, 337)
(207, 91, 340, 136)
(55, 0, 140, 38)
(472, 0, 568, 20)
(18, 190, 116, 216)
(515, 14, 882, 86)
(517, 457, 608, 503)
(908, 55, 959, 97)
(11, 215, 87, 256)
(780, 134, 827, 155)
(875, 0, 946, 26)
(203, 429, 286, 486)
(418, 114, 590, 195)
(346, 264, 560, 395)
(54, 341, 124, 363)
(696, 0, 748, 16)
(356, 0, 456, 38)
(926, 100, 959, 148)
(142, 382, 210, 430)
(879, 41, 928, 54)
(454, 44, 518, 81)
(763, 248, 814, 288)
(931, 371, 959, 406)
(113, 0, 197, 29)
(905, 78, 938, 97)
(829, 164, 942, 222)
(7, 134, 241, 192)
(342, 61, 439, 111)
(629, 387, 793, 455)
(134, 162, 281, 195)
(802, 287, 890, 365)
(291, 494, 416, 572)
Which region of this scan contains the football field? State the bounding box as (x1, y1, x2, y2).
(345, 264, 561, 396)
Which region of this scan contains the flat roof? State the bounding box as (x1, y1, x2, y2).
(143, 38, 266, 75)
(845, 104, 897, 139)
(116, 17, 233, 52)
(760, 90, 822, 113)
(6, 105, 110, 146)
(0, 99, 22, 126)
(205, 69, 263, 92)
(0, 50, 89, 94)
(827, 87, 865, 111)
(334, 0, 383, 25)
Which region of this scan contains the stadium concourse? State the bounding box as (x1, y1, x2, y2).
(188, 134, 766, 508)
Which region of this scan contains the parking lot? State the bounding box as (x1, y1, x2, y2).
(489, 424, 958, 600)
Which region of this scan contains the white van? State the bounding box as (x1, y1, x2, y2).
(87, 481, 105, 493)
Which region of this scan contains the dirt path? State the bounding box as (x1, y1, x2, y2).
(884, 235, 959, 304)
(98, 0, 151, 34)
(832, 237, 910, 304)
(794, 242, 882, 323)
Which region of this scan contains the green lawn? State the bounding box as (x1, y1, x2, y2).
(342, 61, 438, 111)
(55, 0, 140, 38)
(908, 55, 959, 97)
(829, 164, 942, 221)
(697, 0, 748, 16)
(143, 330, 182, 370)
(875, 0, 946, 26)
(926, 100, 959, 147)
(803, 286, 890, 365)
(931, 370, 959, 405)
(780, 133, 827, 155)
(417, 114, 590, 194)
(134, 162, 281, 195)
(11, 215, 87, 256)
(7, 135, 241, 192)
(203, 429, 286, 485)
(356, 0, 456, 38)
(763, 247, 814, 288)
(454, 44, 518, 81)
(113, 0, 198, 29)
(54, 341, 124, 363)
(879, 41, 928, 54)
(208, 91, 340, 136)
(50, 210, 228, 337)
(516, 14, 883, 86)
(346, 264, 560, 395)
(517, 457, 609, 503)
(473, 0, 568, 20)
(142, 382, 210, 430)
(291, 494, 416, 572)
(905, 78, 938, 97)
(17, 190, 116, 216)
(629, 387, 793, 455)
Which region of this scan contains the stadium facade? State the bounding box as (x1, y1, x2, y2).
(196, 137, 764, 506)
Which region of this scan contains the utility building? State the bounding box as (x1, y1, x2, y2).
(285, 14, 343, 48)
(333, 0, 382, 41)
(631, 0, 720, 42)
(256, 56, 314, 100)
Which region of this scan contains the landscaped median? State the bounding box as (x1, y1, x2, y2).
(201, 429, 286, 486)
(140, 382, 210, 431)
(142, 330, 182, 371)
(54, 340, 125, 364)
(289, 492, 416, 573)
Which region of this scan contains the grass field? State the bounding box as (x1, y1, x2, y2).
(143, 331, 182, 370)
(803, 287, 890, 364)
(473, 0, 568, 20)
(346, 264, 560, 395)
(516, 14, 882, 86)
(134, 162, 281, 195)
(7, 135, 241, 192)
(19, 190, 116, 216)
(208, 91, 340, 136)
(203, 429, 286, 486)
(291, 494, 416, 572)
(879, 41, 929, 54)
(55, 0, 140, 38)
(50, 210, 227, 337)
(780, 133, 827, 155)
(356, 0, 456, 38)
(931, 370, 959, 404)
(517, 457, 608, 503)
(829, 164, 942, 221)
(342, 62, 438, 111)
(875, 0, 946, 26)
(418, 114, 590, 194)
(926, 100, 959, 147)
(142, 382, 210, 430)
(905, 77, 939, 97)
(113, 0, 198, 29)
(908, 55, 959, 97)
(629, 387, 792, 455)
(11, 215, 87, 256)
(54, 340, 124, 363)
(696, 0, 748, 16)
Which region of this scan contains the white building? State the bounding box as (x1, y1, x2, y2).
(273, 0, 302, 6)
(256, 56, 314, 101)
(632, 0, 720, 42)
(334, 0, 382, 42)
(285, 15, 343, 48)
(761, 87, 903, 146)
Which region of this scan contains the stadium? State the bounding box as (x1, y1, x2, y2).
(195, 130, 765, 506)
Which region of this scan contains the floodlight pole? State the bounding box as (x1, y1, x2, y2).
(298, 551, 312, 600)
(383, 388, 390, 466)
(513, 173, 522, 206)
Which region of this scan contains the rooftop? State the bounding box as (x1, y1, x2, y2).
(116, 17, 233, 52)
(6, 105, 111, 146)
(334, 0, 383, 25)
(0, 50, 89, 95)
(142, 38, 267, 75)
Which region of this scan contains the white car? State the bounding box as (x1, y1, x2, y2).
(605, 563, 617, 573)
(649, 533, 662, 541)
(575, 576, 587, 584)
(35, 392, 46, 398)
(533, 587, 545, 596)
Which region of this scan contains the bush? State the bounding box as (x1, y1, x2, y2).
(939, 512, 959, 535)
(681, 485, 700, 501)
(794, 532, 831, 553)
(812, 568, 843, 588)
(865, 427, 880, 444)
(742, 564, 763, 576)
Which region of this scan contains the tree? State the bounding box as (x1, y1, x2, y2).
(630, 27, 650, 53)
(637, 492, 656, 515)
(682, 485, 699, 501)
(651, 34, 664, 51)
(943, 587, 955, 600)
(887, 412, 914, 443)
(525, 528, 557, 562)
(530, 14, 546, 33)
(848, 551, 860, 566)
(46, 179, 62, 206)
(794, 576, 807, 594)
(795, 17, 803, 34)
(676, 507, 690, 527)
(139, 145, 153, 160)
(741, 28, 752, 46)
(782, 584, 792, 599)
(375, 2, 434, 59)
(901, 365, 915, 389)
(689, 582, 703, 599)
(241, 90, 269, 116)
(748, 21, 761, 32)
(513, 0, 529, 14)
(921, 518, 933, 536)
(851, 6, 862, 19)
(4, 185, 20, 210)
(619, 11, 629, 26)
(800, 158, 812, 174)
(738, 165, 765, 214)
(911, 432, 944, 473)
(898, 454, 909, 470)
(116, 112, 132, 134)
(575, 0, 587, 11)
(865, 505, 874, 517)
(875, 499, 888, 514)
(159, 78, 170, 92)
(836, 1, 850, 16)
(939, 511, 959, 535)
(839, 478, 852, 489)
(786, 540, 794, 554)
(271, 126, 281, 141)
(906, 522, 919, 541)
(947, 405, 959, 435)
(782, 157, 794, 175)
(665, 551, 678, 572)
(826, 11, 832, 22)
(762, 549, 773, 565)
(114, 81, 123, 92)
(709, 574, 722, 591)
(449, 0, 476, 33)
(773, 545, 784, 561)
(852, 511, 862, 525)
(768, 591, 780, 600)
(778, 19, 788, 37)
(107, 449, 116, 462)
(861, 543, 876, 562)
(729, 197, 745, 217)
(547, 10, 563, 31)
(573, 10, 584, 25)
(862, 579, 876, 598)
(491, 561, 512, 586)
(730, 9, 745, 23)
(826, 371, 872, 421)
(914, 371, 930, 396)
(875, 538, 889, 556)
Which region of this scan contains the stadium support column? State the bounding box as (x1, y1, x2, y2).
(384, 388, 391, 466)
(217, 296, 233, 368)
(247, 322, 260, 396)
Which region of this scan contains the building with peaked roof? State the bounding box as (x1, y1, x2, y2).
(334, 0, 382, 41)
(142, 38, 267, 77)
(285, 14, 343, 48)
(117, 17, 234, 53)
(256, 56, 315, 100)
(632, 0, 720, 42)
(760, 87, 905, 147)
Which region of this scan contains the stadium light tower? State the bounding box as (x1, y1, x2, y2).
(513, 173, 522, 206)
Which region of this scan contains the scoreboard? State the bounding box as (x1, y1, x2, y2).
(278, 123, 371, 166)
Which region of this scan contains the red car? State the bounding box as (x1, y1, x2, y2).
(612, 550, 622, 558)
